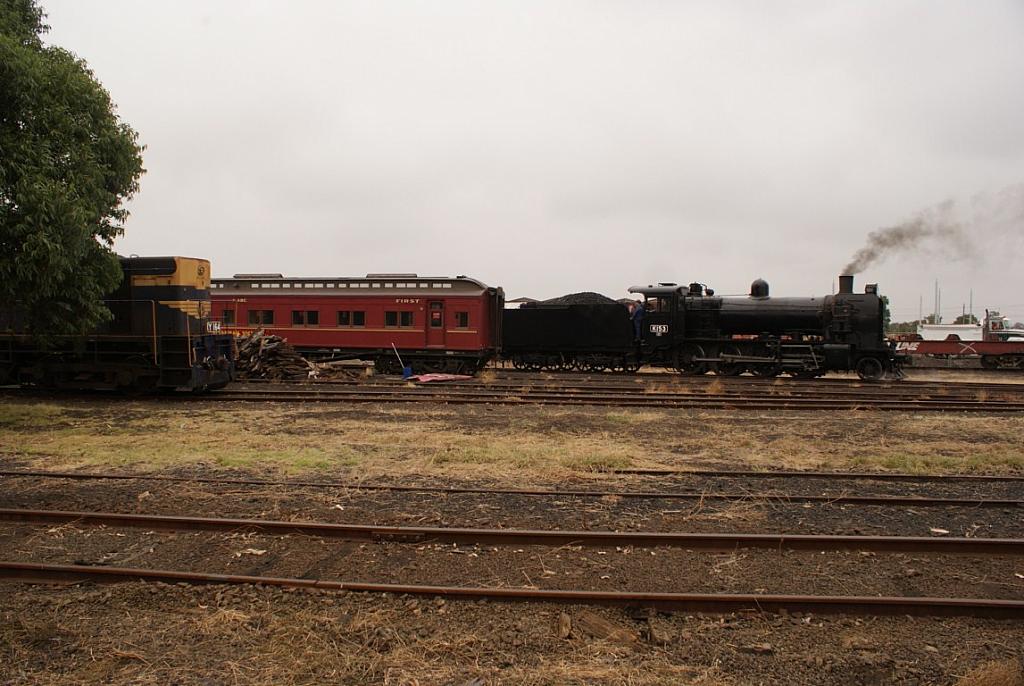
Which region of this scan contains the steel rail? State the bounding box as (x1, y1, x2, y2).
(2, 561, 1021, 618)
(222, 383, 1022, 401)
(2, 508, 1021, 554)
(1, 471, 1021, 507)
(234, 379, 1024, 400)
(603, 468, 1024, 482)
(7, 385, 1021, 410)
(485, 369, 1024, 391)
(199, 390, 1024, 412)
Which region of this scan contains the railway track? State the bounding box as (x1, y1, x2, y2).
(4, 561, 1022, 618)
(270, 368, 1024, 390)
(3, 507, 1022, 554)
(200, 385, 1024, 412)
(241, 374, 1024, 398)
(2, 470, 1022, 507)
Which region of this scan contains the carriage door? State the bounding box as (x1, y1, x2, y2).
(427, 301, 445, 347)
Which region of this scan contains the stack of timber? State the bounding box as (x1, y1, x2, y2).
(236, 331, 368, 380)
(236, 330, 315, 380)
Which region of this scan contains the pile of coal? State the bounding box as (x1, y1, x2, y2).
(542, 292, 618, 305)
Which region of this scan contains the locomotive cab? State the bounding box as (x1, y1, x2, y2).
(627, 285, 688, 369)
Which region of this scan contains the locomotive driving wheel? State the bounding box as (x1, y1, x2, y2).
(855, 356, 886, 382)
(675, 345, 708, 375)
(714, 345, 744, 376)
(752, 363, 781, 377)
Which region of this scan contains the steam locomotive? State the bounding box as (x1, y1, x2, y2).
(502, 274, 902, 381)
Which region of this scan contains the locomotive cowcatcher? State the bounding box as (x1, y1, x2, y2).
(210, 273, 504, 374)
(0, 256, 236, 392)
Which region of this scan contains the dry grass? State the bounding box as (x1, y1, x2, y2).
(603, 410, 662, 425)
(3, 397, 1024, 479)
(703, 378, 726, 395)
(0, 583, 738, 686)
(0, 399, 646, 478)
(0, 401, 65, 428)
(955, 659, 1024, 686)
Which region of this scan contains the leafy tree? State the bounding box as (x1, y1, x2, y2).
(887, 320, 920, 334)
(953, 313, 979, 325)
(0, 0, 144, 337)
(880, 295, 891, 331)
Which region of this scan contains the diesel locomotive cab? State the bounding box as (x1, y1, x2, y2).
(0, 256, 236, 393)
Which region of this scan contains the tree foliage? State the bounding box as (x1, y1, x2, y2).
(879, 295, 891, 331)
(953, 313, 979, 325)
(0, 0, 144, 337)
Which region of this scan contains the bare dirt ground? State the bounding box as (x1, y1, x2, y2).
(1, 394, 1023, 685)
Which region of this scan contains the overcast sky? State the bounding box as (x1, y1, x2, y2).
(43, 1, 1024, 323)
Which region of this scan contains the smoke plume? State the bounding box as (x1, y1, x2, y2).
(842, 183, 1024, 275)
(842, 200, 970, 275)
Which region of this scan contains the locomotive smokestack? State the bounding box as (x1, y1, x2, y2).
(839, 275, 854, 294)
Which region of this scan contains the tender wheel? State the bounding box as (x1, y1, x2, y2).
(856, 357, 885, 382)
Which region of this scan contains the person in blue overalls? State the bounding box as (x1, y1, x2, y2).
(631, 300, 645, 342)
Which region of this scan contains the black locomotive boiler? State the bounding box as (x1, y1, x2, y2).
(0, 256, 236, 392)
(502, 274, 901, 381)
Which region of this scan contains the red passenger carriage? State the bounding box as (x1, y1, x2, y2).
(210, 273, 503, 374)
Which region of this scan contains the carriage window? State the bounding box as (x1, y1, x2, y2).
(292, 310, 319, 326)
(248, 310, 274, 325)
(385, 311, 413, 327)
(455, 312, 469, 328)
(223, 309, 235, 325)
(339, 311, 364, 326)
(429, 302, 443, 328)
